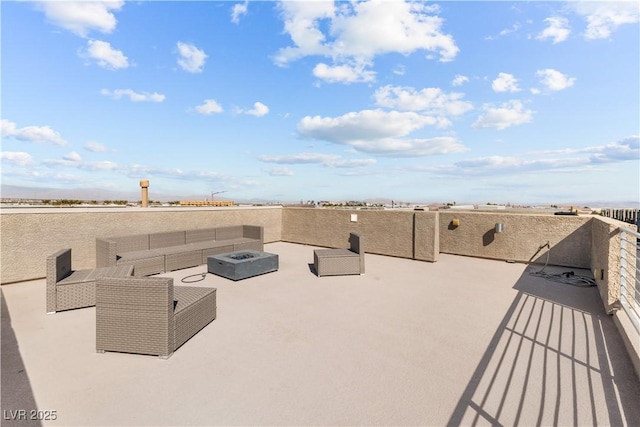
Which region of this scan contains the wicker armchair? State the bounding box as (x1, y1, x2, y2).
(313, 233, 365, 277)
(46, 248, 133, 314)
(96, 276, 216, 358)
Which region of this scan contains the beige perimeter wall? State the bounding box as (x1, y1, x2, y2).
(0, 207, 282, 284)
(282, 208, 439, 262)
(438, 211, 593, 267)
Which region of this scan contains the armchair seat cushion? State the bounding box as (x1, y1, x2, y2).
(57, 265, 133, 286)
(314, 248, 359, 259)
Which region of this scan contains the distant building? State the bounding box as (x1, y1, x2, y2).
(179, 200, 234, 207)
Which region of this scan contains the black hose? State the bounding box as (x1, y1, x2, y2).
(181, 273, 207, 283)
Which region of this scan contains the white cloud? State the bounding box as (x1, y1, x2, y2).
(274, 0, 458, 83)
(195, 99, 224, 115)
(64, 151, 82, 162)
(258, 153, 339, 165)
(424, 135, 639, 177)
(273, 1, 335, 65)
(237, 102, 269, 117)
(569, 2, 640, 40)
(492, 73, 520, 93)
(452, 75, 469, 87)
(373, 85, 473, 116)
(472, 100, 534, 130)
(36, 1, 124, 37)
(231, 1, 249, 24)
(43, 158, 120, 171)
(485, 22, 522, 41)
(499, 23, 522, 37)
(588, 135, 639, 163)
(536, 17, 570, 44)
(313, 62, 376, 84)
(536, 69, 575, 91)
(393, 64, 406, 76)
(84, 141, 108, 152)
(331, 158, 377, 168)
(298, 109, 437, 143)
(331, 1, 458, 61)
(1, 151, 35, 167)
(176, 42, 207, 73)
(1, 119, 68, 146)
(265, 167, 294, 176)
(258, 152, 376, 168)
(297, 109, 467, 157)
(84, 40, 129, 69)
(347, 137, 467, 157)
(101, 89, 165, 102)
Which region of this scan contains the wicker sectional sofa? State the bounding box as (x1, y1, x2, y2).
(96, 225, 264, 276)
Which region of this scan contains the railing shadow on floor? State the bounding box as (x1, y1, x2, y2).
(447, 264, 640, 426)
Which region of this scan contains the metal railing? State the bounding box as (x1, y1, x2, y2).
(620, 228, 640, 334)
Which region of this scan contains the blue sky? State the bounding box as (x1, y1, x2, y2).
(2, 1, 639, 204)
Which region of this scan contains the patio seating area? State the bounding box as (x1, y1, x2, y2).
(2, 241, 640, 426)
(314, 232, 365, 276)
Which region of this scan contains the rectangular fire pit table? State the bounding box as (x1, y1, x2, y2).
(207, 250, 278, 281)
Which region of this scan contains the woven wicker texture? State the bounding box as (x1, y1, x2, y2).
(216, 226, 243, 240)
(149, 231, 186, 249)
(165, 250, 202, 271)
(185, 228, 216, 245)
(46, 248, 133, 313)
(112, 234, 149, 252)
(242, 225, 263, 240)
(96, 276, 216, 358)
(313, 233, 364, 277)
(96, 226, 263, 276)
(118, 256, 165, 277)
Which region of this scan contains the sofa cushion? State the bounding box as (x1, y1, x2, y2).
(186, 228, 216, 244)
(150, 231, 186, 249)
(112, 234, 149, 252)
(216, 226, 243, 240)
(117, 248, 165, 262)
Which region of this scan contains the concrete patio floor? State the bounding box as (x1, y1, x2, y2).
(2, 242, 640, 426)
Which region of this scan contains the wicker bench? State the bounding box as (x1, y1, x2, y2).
(313, 233, 365, 277)
(96, 276, 216, 359)
(46, 248, 133, 314)
(96, 225, 264, 276)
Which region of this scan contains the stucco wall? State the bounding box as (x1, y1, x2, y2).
(591, 215, 638, 312)
(438, 211, 592, 268)
(281, 208, 439, 262)
(0, 206, 282, 284)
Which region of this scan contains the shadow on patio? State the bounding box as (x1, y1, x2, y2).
(447, 264, 640, 426)
(1, 290, 42, 427)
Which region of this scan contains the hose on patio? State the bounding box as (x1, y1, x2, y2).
(529, 241, 597, 288)
(181, 272, 207, 283)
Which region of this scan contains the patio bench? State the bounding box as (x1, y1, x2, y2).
(96, 276, 216, 358)
(96, 225, 263, 276)
(313, 233, 365, 277)
(46, 248, 134, 314)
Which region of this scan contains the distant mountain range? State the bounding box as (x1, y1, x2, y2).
(1, 184, 638, 208)
(0, 184, 209, 203)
